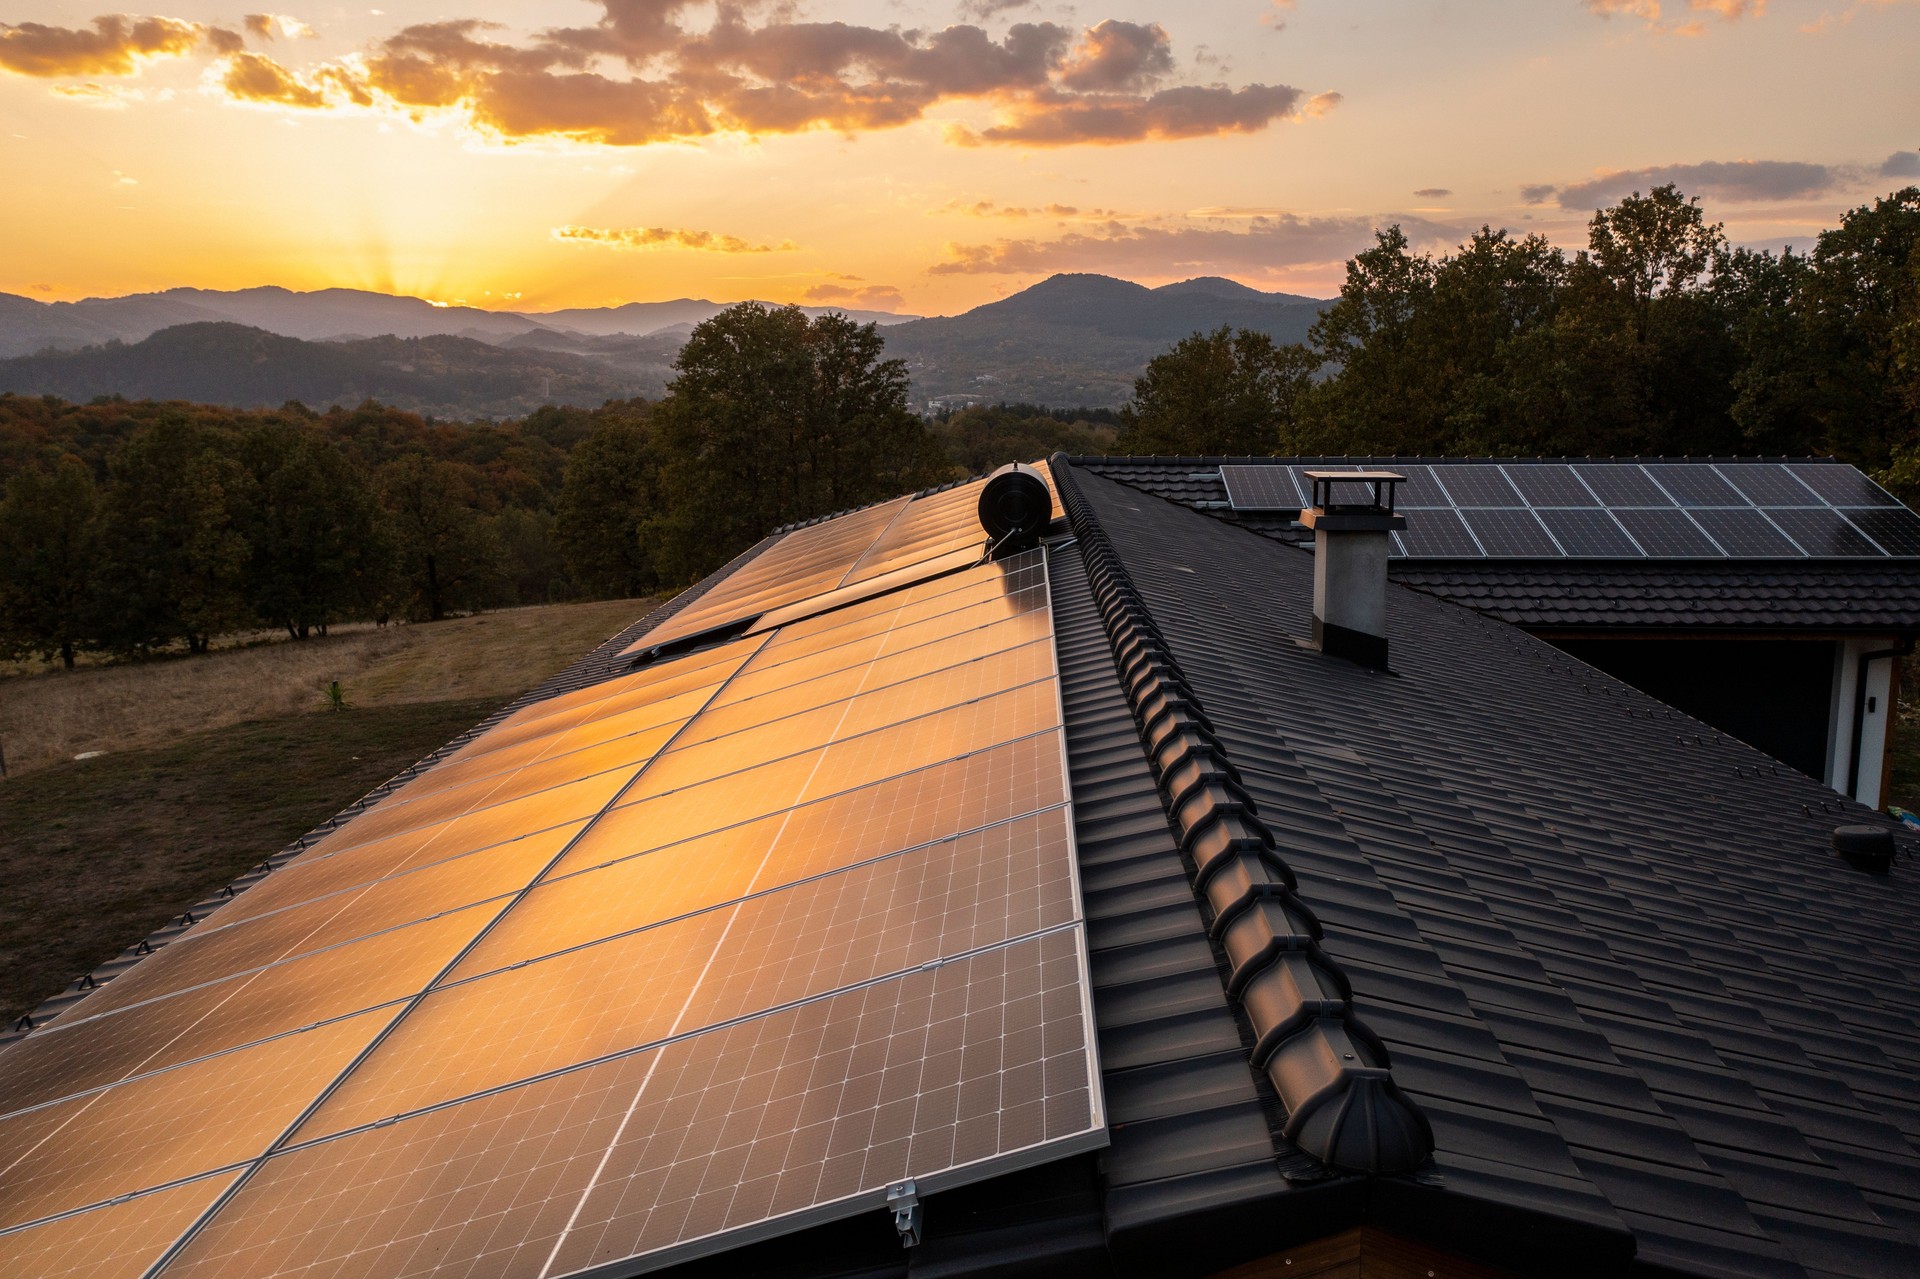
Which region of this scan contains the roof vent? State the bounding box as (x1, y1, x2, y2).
(1300, 471, 1406, 669)
(978, 462, 1052, 558)
(1833, 824, 1895, 874)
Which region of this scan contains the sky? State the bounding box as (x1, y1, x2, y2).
(2, 0, 1917, 316)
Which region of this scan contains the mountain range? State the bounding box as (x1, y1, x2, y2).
(0, 274, 1330, 414)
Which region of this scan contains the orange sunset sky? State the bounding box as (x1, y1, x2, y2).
(3, 0, 1917, 316)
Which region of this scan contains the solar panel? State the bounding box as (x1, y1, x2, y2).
(1396, 509, 1481, 557)
(1506, 464, 1599, 508)
(1436, 467, 1523, 508)
(1461, 508, 1560, 557)
(0, 500, 1102, 1279)
(1765, 507, 1884, 557)
(1690, 508, 1802, 558)
(1612, 507, 1722, 557)
(1787, 461, 1902, 507)
(1218, 464, 1303, 510)
(1536, 507, 1640, 557)
(1576, 464, 1672, 507)
(1220, 459, 1920, 560)
(1841, 507, 1920, 556)
(1644, 463, 1743, 507)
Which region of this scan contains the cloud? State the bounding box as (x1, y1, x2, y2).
(1557, 159, 1834, 207)
(0, 15, 228, 77)
(1584, 0, 1766, 34)
(802, 281, 907, 310)
(244, 14, 318, 41)
(1882, 151, 1920, 178)
(552, 224, 797, 253)
(927, 211, 1464, 276)
(190, 6, 1334, 150)
(959, 0, 1035, 19)
(218, 49, 329, 106)
(1056, 21, 1173, 93)
(1519, 183, 1557, 204)
(940, 199, 1089, 218)
(951, 83, 1329, 147)
(1412, 187, 1451, 198)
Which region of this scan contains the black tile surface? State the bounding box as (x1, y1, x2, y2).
(1059, 461, 1920, 1278)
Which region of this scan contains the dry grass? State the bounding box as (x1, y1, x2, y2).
(0, 598, 652, 777)
(0, 699, 502, 1024)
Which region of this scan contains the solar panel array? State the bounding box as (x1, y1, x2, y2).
(0, 474, 1102, 1279)
(1220, 461, 1920, 560)
(632, 467, 1064, 652)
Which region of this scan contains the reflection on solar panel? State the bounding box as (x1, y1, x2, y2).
(1218, 461, 1920, 560)
(633, 463, 1063, 653)
(0, 470, 1100, 1279)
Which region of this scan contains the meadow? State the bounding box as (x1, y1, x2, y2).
(0, 597, 650, 1024)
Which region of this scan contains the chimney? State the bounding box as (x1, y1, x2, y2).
(1300, 470, 1405, 669)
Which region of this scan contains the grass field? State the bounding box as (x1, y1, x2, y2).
(0, 598, 649, 777)
(0, 598, 654, 1024)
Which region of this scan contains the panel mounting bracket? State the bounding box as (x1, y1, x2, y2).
(887, 1179, 922, 1248)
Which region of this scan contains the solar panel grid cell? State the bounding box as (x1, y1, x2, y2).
(1839, 507, 1920, 556)
(1536, 507, 1641, 558)
(1505, 464, 1599, 508)
(1783, 462, 1902, 508)
(1395, 509, 1481, 557)
(1690, 508, 1803, 558)
(0, 906, 505, 1120)
(0, 1173, 237, 1279)
(549, 731, 1066, 886)
(1461, 508, 1560, 557)
(1765, 507, 1886, 557)
(1612, 507, 1723, 557)
(0, 1007, 400, 1234)
(1714, 462, 1819, 507)
(1218, 466, 1302, 511)
(1645, 463, 1745, 507)
(1574, 464, 1673, 507)
(1436, 467, 1524, 508)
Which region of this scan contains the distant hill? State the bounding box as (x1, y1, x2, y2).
(884, 274, 1328, 408)
(0, 287, 919, 358)
(530, 299, 915, 337)
(0, 274, 1331, 412)
(0, 323, 663, 417)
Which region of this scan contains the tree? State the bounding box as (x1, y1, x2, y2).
(930, 404, 1117, 474)
(1119, 326, 1314, 455)
(1584, 183, 1723, 339)
(556, 408, 662, 599)
(1805, 187, 1920, 468)
(648, 304, 947, 582)
(377, 454, 505, 621)
(95, 417, 251, 653)
(237, 422, 388, 638)
(0, 457, 101, 668)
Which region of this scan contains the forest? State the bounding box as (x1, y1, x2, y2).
(1, 184, 1913, 669)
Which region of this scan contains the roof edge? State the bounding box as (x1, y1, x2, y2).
(1046, 453, 1435, 1177)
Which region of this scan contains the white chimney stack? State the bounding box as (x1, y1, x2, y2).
(1300, 470, 1406, 669)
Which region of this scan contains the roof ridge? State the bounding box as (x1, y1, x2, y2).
(1047, 453, 1434, 1176)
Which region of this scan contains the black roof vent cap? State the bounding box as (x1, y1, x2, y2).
(1833, 824, 1895, 874)
(979, 462, 1052, 558)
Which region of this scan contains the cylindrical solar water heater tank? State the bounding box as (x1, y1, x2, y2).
(979, 462, 1052, 556)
